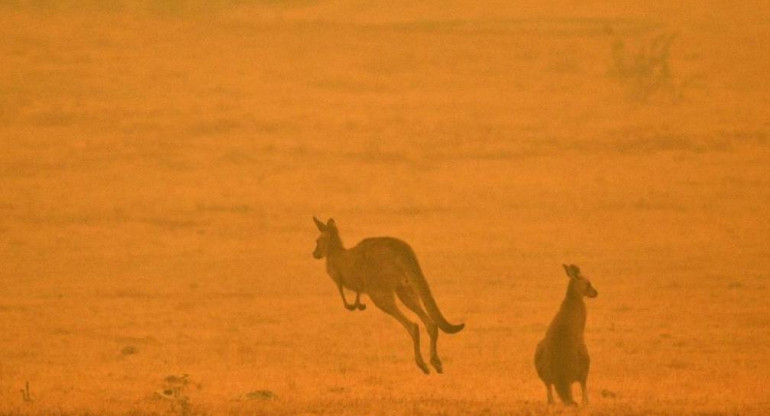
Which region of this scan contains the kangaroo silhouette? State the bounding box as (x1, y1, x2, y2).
(535, 264, 598, 405)
(312, 217, 464, 374)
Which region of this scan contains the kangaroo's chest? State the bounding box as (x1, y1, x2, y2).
(327, 261, 367, 292)
(546, 309, 586, 344)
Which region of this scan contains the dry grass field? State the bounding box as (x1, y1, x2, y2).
(1, 1, 769, 414)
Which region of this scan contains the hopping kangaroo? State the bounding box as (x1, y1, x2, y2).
(535, 264, 598, 405)
(312, 217, 464, 374)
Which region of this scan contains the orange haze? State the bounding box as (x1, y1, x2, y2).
(1, 1, 769, 415)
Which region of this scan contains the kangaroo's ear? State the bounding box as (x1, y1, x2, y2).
(327, 218, 337, 230)
(569, 264, 581, 278)
(313, 216, 327, 232)
(563, 264, 580, 279)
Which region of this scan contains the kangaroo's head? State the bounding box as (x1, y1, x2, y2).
(313, 217, 340, 259)
(563, 264, 598, 299)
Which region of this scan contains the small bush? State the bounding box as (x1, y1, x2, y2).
(606, 27, 690, 103)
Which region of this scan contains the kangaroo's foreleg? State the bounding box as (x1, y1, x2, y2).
(337, 284, 358, 311)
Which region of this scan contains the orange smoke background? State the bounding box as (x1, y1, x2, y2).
(1, 1, 768, 414)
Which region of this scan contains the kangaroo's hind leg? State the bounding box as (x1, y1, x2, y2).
(369, 290, 430, 374)
(396, 286, 442, 373)
(354, 291, 366, 311)
(580, 377, 589, 405)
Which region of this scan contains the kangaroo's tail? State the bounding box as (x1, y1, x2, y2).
(554, 380, 576, 405)
(407, 258, 465, 334)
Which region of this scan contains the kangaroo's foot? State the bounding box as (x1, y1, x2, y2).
(344, 300, 365, 311)
(415, 359, 430, 375)
(352, 292, 366, 311)
(430, 356, 443, 374)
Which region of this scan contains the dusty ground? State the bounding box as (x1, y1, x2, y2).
(1, 1, 769, 414)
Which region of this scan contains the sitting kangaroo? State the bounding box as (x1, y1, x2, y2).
(312, 217, 464, 374)
(535, 264, 598, 405)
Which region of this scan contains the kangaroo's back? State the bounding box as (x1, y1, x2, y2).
(353, 237, 416, 268)
(347, 237, 418, 288)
